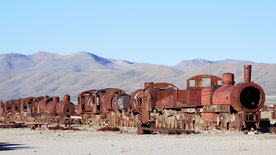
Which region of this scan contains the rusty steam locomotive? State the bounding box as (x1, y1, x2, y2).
(0, 65, 265, 134)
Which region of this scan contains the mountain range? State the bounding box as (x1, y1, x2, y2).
(0, 51, 275, 103)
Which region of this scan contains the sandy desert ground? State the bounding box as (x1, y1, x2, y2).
(1, 127, 276, 155)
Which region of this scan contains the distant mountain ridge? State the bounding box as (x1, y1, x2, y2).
(174, 59, 254, 71)
(0, 51, 141, 72)
(0, 51, 275, 103)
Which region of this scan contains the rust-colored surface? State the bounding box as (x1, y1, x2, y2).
(212, 68, 265, 113)
(91, 88, 126, 114)
(46, 96, 60, 116)
(13, 99, 22, 113)
(142, 82, 177, 123)
(187, 75, 222, 106)
(111, 94, 131, 110)
(4, 100, 14, 113)
(21, 97, 38, 115)
(0, 101, 3, 115)
(130, 89, 143, 114)
(77, 90, 96, 114)
(201, 86, 221, 106)
(272, 111, 276, 119)
(37, 96, 51, 114)
(56, 95, 75, 117)
(244, 65, 252, 83)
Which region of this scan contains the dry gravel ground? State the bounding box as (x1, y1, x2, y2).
(1, 127, 276, 155)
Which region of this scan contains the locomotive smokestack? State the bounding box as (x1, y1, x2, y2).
(63, 95, 70, 101)
(53, 96, 59, 102)
(244, 65, 252, 83)
(144, 82, 154, 89)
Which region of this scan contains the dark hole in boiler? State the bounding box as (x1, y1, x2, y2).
(240, 86, 261, 109)
(66, 109, 71, 113)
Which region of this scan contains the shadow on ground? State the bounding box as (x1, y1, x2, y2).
(0, 142, 32, 151)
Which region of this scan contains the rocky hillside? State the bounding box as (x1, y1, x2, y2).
(0, 52, 275, 103)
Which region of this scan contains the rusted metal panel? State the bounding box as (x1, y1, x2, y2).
(201, 87, 212, 106)
(0, 101, 4, 115)
(201, 86, 221, 106)
(4, 100, 14, 113)
(141, 82, 179, 123)
(130, 89, 143, 114)
(77, 90, 96, 114)
(91, 88, 126, 114)
(155, 95, 174, 109)
(13, 99, 22, 113)
(37, 96, 51, 114)
(174, 90, 187, 103)
(111, 94, 131, 110)
(21, 97, 38, 115)
(46, 96, 60, 116)
(56, 95, 75, 117)
(187, 89, 201, 105)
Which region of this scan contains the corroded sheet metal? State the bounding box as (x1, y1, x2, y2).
(91, 88, 126, 114)
(212, 67, 265, 113)
(56, 95, 75, 117)
(37, 96, 51, 114)
(21, 97, 38, 115)
(111, 94, 131, 110)
(130, 89, 143, 114)
(46, 96, 60, 116)
(77, 90, 96, 114)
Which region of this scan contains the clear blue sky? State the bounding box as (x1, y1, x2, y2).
(0, 0, 275, 65)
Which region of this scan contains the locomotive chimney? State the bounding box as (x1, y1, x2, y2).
(244, 65, 252, 83)
(222, 73, 235, 86)
(63, 95, 70, 101)
(43, 95, 49, 99)
(144, 82, 154, 89)
(53, 96, 59, 102)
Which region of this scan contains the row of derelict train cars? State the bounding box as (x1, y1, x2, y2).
(1, 65, 275, 134)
